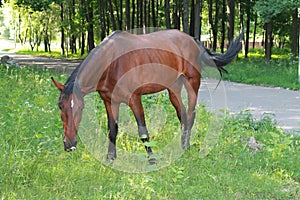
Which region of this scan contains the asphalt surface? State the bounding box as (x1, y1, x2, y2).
(1, 53, 299, 134)
(198, 79, 300, 134)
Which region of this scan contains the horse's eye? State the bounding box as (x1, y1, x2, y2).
(58, 102, 63, 109)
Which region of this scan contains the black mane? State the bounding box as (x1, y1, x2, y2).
(61, 30, 122, 98)
(62, 65, 81, 97)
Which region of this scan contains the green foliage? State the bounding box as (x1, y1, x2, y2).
(0, 66, 299, 199)
(16, 0, 55, 11)
(254, 0, 299, 23)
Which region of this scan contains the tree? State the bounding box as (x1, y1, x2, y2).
(227, 0, 235, 42)
(151, 0, 157, 27)
(254, 0, 298, 61)
(125, 0, 130, 30)
(165, 0, 171, 29)
(182, 0, 189, 34)
(3, 0, 297, 61)
(86, 0, 95, 52)
(98, 0, 106, 40)
(220, 0, 226, 53)
(291, 3, 299, 60)
(194, 0, 203, 40)
(59, 1, 65, 55)
(244, 0, 252, 58)
(107, 0, 117, 30)
(208, 0, 220, 51)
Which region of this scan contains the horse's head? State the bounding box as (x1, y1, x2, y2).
(51, 77, 84, 152)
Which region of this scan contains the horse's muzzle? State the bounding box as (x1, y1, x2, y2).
(64, 140, 77, 152)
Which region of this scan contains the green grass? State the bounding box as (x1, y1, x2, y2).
(16, 49, 88, 59)
(223, 50, 300, 90)
(0, 66, 299, 199)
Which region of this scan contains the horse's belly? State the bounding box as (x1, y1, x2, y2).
(138, 84, 166, 95)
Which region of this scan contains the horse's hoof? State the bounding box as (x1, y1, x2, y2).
(106, 153, 116, 161)
(182, 143, 190, 150)
(148, 157, 156, 165)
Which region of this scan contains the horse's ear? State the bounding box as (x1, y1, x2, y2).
(51, 77, 64, 91)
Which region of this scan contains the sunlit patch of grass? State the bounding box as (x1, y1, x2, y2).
(16, 48, 88, 59)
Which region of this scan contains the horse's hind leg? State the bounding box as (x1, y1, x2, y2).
(129, 95, 155, 164)
(182, 76, 200, 150)
(103, 100, 120, 161)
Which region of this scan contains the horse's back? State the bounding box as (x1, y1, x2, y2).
(77, 30, 201, 95)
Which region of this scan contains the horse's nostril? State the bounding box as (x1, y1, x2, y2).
(65, 146, 76, 152)
(64, 139, 77, 151)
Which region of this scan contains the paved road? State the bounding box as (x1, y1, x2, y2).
(198, 79, 300, 134)
(1, 53, 300, 133)
(2, 52, 81, 74)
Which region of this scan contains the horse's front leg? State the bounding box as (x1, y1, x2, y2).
(129, 95, 155, 164)
(103, 100, 120, 161)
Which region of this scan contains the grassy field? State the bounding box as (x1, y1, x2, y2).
(223, 57, 300, 90)
(223, 49, 300, 90)
(0, 65, 299, 199)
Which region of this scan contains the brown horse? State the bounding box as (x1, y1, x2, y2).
(52, 29, 242, 163)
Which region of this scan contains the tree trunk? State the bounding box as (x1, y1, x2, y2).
(173, 0, 181, 30)
(69, 0, 76, 54)
(253, 13, 257, 49)
(189, 0, 195, 36)
(264, 21, 273, 62)
(125, 0, 130, 30)
(291, 9, 299, 60)
(165, 0, 171, 29)
(238, 2, 244, 55)
(119, 0, 123, 29)
(113, 0, 121, 30)
(221, 0, 226, 53)
(81, 28, 85, 56)
(60, 2, 65, 55)
(98, 0, 106, 40)
(151, 0, 157, 27)
(194, 0, 202, 39)
(86, 0, 95, 52)
(44, 26, 50, 52)
(131, 0, 135, 29)
(182, 0, 189, 34)
(140, 0, 143, 28)
(245, 0, 251, 58)
(208, 0, 219, 51)
(208, 0, 213, 48)
(143, 0, 147, 28)
(81, 0, 86, 55)
(227, 0, 235, 41)
(107, 0, 117, 30)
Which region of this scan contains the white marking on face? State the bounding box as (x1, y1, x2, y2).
(70, 146, 76, 151)
(71, 99, 74, 108)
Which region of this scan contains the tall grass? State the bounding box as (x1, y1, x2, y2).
(0, 66, 299, 199)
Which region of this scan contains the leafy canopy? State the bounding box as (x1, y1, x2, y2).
(254, 0, 300, 23)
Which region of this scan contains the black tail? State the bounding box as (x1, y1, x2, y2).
(195, 31, 243, 77)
